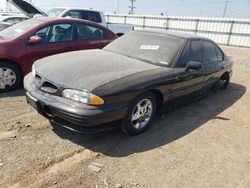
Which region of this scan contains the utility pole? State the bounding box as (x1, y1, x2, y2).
(128, 0, 136, 14)
(223, 1, 229, 18)
(116, 0, 120, 14)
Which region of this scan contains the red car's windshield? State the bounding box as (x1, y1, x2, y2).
(0, 19, 43, 40)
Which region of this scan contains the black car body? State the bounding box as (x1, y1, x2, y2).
(24, 30, 233, 135)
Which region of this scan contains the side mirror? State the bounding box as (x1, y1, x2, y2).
(185, 61, 202, 71)
(28, 36, 43, 45)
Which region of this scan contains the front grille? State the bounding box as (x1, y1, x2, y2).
(40, 81, 58, 95)
(34, 74, 59, 95)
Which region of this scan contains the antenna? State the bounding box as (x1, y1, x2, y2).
(128, 0, 136, 14)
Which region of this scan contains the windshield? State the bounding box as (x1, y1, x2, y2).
(46, 8, 66, 17)
(0, 19, 43, 40)
(104, 31, 185, 67)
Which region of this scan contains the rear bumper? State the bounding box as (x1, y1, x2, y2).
(24, 74, 128, 133)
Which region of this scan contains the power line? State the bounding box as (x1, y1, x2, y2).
(128, 0, 136, 14)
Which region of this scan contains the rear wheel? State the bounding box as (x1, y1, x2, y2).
(0, 62, 22, 92)
(121, 92, 156, 136)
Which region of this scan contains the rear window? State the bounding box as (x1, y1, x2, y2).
(47, 8, 66, 17)
(81, 11, 102, 23)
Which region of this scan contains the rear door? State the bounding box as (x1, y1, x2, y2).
(202, 40, 225, 90)
(170, 39, 205, 98)
(74, 23, 111, 50)
(24, 22, 75, 70)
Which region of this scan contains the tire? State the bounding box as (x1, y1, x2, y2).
(0, 61, 22, 92)
(121, 92, 156, 136)
(220, 73, 229, 90)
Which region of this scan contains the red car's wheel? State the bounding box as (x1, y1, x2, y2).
(0, 61, 22, 92)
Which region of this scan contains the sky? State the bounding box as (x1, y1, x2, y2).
(1, 0, 250, 18)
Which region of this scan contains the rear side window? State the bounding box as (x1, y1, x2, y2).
(176, 40, 202, 68)
(215, 45, 224, 61)
(81, 11, 102, 23)
(203, 41, 218, 63)
(76, 23, 106, 40)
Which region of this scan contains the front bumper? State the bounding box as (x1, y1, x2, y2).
(24, 74, 128, 133)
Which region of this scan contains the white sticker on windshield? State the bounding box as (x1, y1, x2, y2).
(14, 28, 24, 33)
(140, 45, 159, 50)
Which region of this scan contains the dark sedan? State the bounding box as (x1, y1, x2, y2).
(24, 30, 233, 135)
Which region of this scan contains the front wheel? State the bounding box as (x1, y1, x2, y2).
(0, 62, 22, 92)
(121, 92, 156, 136)
(220, 73, 230, 90)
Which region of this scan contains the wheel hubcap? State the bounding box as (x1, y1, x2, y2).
(0, 67, 16, 89)
(131, 99, 153, 130)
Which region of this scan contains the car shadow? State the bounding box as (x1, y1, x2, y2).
(0, 88, 25, 98)
(52, 83, 246, 157)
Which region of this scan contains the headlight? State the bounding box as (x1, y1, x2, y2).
(31, 64, 36, 76)
(62, 89, 104, 105)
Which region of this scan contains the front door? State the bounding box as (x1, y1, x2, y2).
(24, 23, 75, 72)
(170, 39, 205, 99)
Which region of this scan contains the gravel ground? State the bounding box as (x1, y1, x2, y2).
(0, 46, 250, 188)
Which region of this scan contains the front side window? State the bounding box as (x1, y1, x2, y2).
(35, 23, 73, 43)
(76, 24, 106, 40)
(176, 40, 202, 68)
(35, 26, 50, 42)
(203, 41, 218, 63)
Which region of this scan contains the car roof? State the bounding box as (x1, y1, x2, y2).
(50, 7, 101, 12)
(34, 16, 99, 25)
(136, 30, 208, 40)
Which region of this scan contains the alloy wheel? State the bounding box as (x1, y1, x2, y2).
(131, 99, 153, 130)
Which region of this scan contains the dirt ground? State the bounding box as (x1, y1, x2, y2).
(0, 46, 250, 188)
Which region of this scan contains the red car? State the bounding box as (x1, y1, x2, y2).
(0, 17, 117, 92)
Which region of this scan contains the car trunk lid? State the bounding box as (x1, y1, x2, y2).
(7, 0, 47, 17)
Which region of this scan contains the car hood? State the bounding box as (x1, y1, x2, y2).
(34, 49, 162, 92)
(7, 0, 47, 17)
